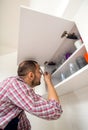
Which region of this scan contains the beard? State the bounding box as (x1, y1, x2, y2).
(31, 75, 41, 87)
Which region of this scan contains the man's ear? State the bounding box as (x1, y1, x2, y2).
(28, 72, 34, 81)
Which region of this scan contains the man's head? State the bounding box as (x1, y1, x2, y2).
(17, 60, 43, 87)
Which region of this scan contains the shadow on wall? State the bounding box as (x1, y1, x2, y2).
(0, 52, 17, 81)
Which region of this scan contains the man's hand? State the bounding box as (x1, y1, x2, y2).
(43, 72, 60, 102)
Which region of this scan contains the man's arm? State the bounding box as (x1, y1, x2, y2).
(43, 72, 60, 102)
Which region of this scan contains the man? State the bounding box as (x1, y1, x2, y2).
(0, 60, 63, 130)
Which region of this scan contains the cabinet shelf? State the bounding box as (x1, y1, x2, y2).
(55, 64, 88, 96)
(51, 44, 88, 96)
(52, 44, 86, 78)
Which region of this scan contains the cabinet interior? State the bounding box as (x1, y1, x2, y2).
(48, 24, 81, 64)
(44, 24, 84, 74)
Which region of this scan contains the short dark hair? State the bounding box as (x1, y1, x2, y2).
(17, 60, 38, 76)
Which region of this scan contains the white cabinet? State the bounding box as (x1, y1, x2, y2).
(18, 6, 88, 96)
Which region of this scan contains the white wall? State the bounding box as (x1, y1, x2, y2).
(57, 86, 88, 130)
(0, 52, 17, 80)
(0, 0, 29, 51)
(62, 0, 88, 51)
(74, 0, 88, 52)
(26, 112, 55, 130)
(29, 0, 69, 17)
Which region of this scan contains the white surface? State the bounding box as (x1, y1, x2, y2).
(74, 0, 88, 52)
(0, 52, 17, 81)
(17, 6, 75, 65)
(29, 0, 69, 17)
(55, 65, 88, 96)
(0, 0, 29, 52)
(54, 86, 88, 130)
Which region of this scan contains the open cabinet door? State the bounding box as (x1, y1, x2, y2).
(17, 6, 75, 66)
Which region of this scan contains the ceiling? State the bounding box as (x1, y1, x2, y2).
(0, 0, 29, 55)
